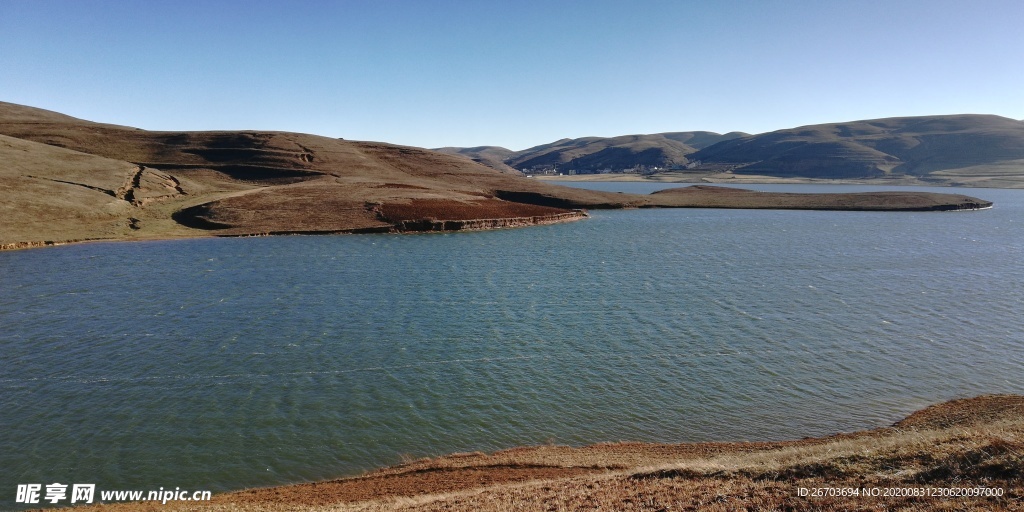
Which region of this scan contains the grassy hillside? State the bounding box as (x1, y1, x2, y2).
(0, 102, 639, 246)
(658, 130, 751, 149)
(451, 115, 1024, 187)
(431, 146, 521, 175)
(505, 131, 747, 172)
(689, 115, 1024, 184)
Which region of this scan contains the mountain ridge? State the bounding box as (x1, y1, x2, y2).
(689, 114, 1024, 181)
(440, 115, 1024, 187)
(438, 131, 749, 174)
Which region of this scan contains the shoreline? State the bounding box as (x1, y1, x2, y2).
(0, 210, 590, 252)
(2, 184, 996, 252)
(61, 394, 1024, 511)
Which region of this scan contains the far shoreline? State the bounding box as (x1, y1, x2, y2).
(1, 185, 996, 252)
(0, 211, 590, 252)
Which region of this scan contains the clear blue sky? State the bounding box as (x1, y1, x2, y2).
(2, 0, 1022, 150)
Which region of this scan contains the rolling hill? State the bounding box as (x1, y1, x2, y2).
(441, 116, 1024, 187)
(505, 131, 748, 172)
(688, 114, 1024, 185)
(0, 101, 640, 247)
(436, 132, 748, 174)
(432, 146, 521, 175)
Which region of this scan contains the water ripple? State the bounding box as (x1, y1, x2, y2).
(2, 185, 1023, 497)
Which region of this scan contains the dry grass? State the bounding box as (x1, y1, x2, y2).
(63, 395, 1024, 512)
(0, 102, 630, 247)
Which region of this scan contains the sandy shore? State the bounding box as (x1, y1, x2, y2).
(60, 395, 1023, 511)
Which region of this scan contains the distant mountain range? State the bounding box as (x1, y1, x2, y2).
(437, 132, 749, 174)
(437, 115, 1024, 187)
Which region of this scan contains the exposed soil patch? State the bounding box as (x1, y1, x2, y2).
(494, 189, 631, 209)
(380, 198, 572, 222)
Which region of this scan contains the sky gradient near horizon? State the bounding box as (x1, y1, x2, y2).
(2, 0, 1022, 150)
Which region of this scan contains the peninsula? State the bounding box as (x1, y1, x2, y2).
(0, 102, 994, 250)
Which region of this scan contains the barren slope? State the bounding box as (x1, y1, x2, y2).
(0, 134, 204, 247)
(0, 102, 638, 246)
(689, 114, 1024, 184)
(506, 131, 746, 172)
(431, 146, 521, 175)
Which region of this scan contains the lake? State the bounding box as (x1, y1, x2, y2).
(2, 183, 1023, 506)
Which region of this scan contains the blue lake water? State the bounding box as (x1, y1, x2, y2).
(2, 183, 1023, 506)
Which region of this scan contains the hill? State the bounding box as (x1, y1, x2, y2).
(0, 102, 642, 247)
(431, 146, 521, 175)
(505, 131, 747, 173)
(688, 114, 1024, 186)
(437, 132, 749, 175)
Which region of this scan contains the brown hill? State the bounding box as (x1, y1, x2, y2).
(431, 146, 521, 175)
(0, 102, 640, 247)
(658, 130, 750, 149)
(0, 133, 160, 244)
(689, 114, 1024, 185)
(505, 131, 747, 172)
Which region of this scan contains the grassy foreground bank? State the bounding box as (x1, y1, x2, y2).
(60, 395, 1022, 511)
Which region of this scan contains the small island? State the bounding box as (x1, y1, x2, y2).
(647, 185, 993, 211)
